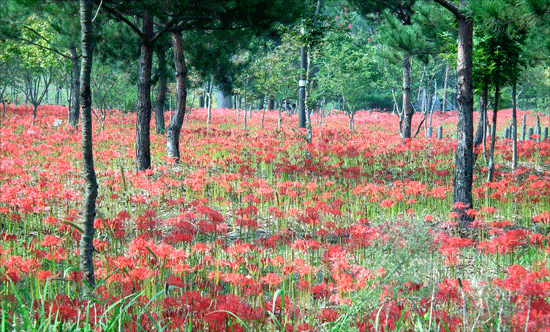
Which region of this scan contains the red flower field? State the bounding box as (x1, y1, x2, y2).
(1, 104, 549, 331)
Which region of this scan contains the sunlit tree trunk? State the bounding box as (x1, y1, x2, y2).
(79, 0, 98, 294)
(166, 30, 187, 160)
(442, 62, 450, 112)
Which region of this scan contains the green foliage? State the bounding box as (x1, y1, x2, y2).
(249, 32, 300, 104)
(2, 14, 63, 71)
(316, 31, 379, 112)
(472, 0, 531, 91)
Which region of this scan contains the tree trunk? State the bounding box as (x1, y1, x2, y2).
(69, 48, 81, 128)
(512, 81, 517, 169)
(217, 87, 232, 108)
(298, 46, 307, 128)
(136, 12, 154, 172)
(166, 30, 187, 160)
(487, 82, 500, 182)
(155, 48, 167, 134)
(32, 104, 38, 120)
(207, 76, 214, 130)
(473, 82, 488, 160)
(451, 1, 475, 231)
(402, 53, 413, 140)
(268, 95, 275, 110)
(442, 62, 450, 112)
(79, 0, 98, 294)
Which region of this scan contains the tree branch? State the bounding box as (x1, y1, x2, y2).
(16, 37, 70, 60)
(96, 1, 144, 38)
(432, 0, 460, 18)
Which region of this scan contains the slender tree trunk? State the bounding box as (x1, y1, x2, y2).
(442, 62, 450, 112)
(305, 45, 313, 144)
(135, 12, 154, 171)
(473, 83, 488, 162)
(79, 0, 98, 294)
(298, 45, 307, 128)
(69, 48, 81, 128)
(207, 76, 213, 130)
(1, 87, 6, 116)
(512, 81, 518, 169)
(243, 79, 248, 130)
(155, 48, 167, 134)
(166, 30, 187, 160)
(487, 83, 500, 182)
(402, 53, 413, 140)
(55, 86, 60, 105)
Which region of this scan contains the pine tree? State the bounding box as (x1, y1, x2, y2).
(95, 0, 305, 171)
(432, 0, 475, 233)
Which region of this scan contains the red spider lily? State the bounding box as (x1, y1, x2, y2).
(318, 307, 339, 323)
(479, 229, 530, 255)
(225, 241, 253, 256)
(298, 207, 321, 225)
(533, 211, 550, 224)
(494, 265, 550, 330)
(261, 273, 283, 287)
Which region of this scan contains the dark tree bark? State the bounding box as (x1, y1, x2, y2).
(512, 81, 517, 169)
(79, 0, 98, 294)
(166, 30, 187, 160)
(473, 83, 488, 148)
(155, 48, 167, 134)
(402, 53, 413, 140)
(487, 82, 500, 182)
(69, 47, 81, 128)
(434, 0, 474, 231)
(136, 12, 154, 171)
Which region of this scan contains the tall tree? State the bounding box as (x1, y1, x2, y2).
(154, 42, 169, 134)
(348, 0, 416, 139)
(432, 0, 474, 233)
(472, 0, 529, 181)
(97, 0, 305, 171)
(4, 1, 82, 126)
(79, 0, 98, 293)
(349, 0, 445, 140)
(166, 29, 186, 160)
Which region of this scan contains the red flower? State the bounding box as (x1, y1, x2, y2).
(36, 270, 52, 281)
(262, 273, 283, 287)
(40, 235, 62, 248)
